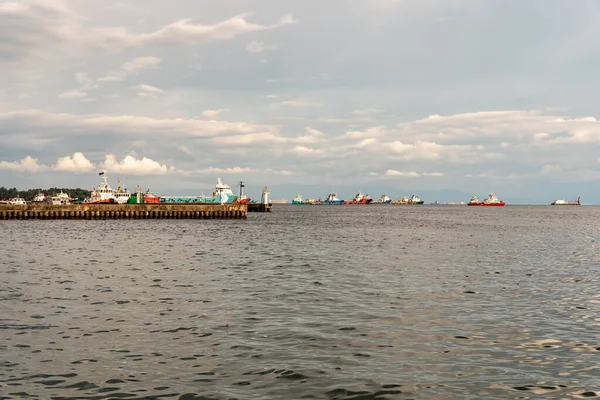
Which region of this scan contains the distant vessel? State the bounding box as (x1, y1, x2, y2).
(407, 193, 424, 205)
(468, 193, 505, 206)
(377, 194, 391, 204)
(345, 191, 373, 204)
(292, 194, 303, 204)
(551, 197, 580, 205)
(292, 194, 314, 204)
(270, 199, 287, 204)
(315, 192, 344, 205)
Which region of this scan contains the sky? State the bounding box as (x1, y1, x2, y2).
(2, 0, 600, 203)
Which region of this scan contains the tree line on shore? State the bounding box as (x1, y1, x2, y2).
(0, 187, 91, 201)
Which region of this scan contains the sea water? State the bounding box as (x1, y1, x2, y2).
(1, 205, 599, 399)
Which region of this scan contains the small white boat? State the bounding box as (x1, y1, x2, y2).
(9, 197, 26, 205)
(47, 192, 71, 205)
(33, 192, 47, 202)
(114, 180, 131, 204)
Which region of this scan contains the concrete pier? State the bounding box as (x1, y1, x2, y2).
(248, 203, 272, 212)
(0, 203, 247, 220)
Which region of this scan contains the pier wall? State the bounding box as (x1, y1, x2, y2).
(0, 203, 247, 220)
(248, 203, 272, 212)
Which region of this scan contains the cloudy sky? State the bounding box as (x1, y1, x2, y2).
(2, 0, 600, 203)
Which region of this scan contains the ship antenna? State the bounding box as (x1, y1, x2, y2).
(238, 181, 245, 198)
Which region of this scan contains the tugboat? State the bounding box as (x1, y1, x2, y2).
(317, 191, 344, 205)
(345, 191, 373, 204)
(407, 193, 424, 204)
(144, 188, 161, 203)
(377, 194, 391, 204)
(468, 193, 506, 206)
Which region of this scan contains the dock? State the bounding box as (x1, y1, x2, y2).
(248, 203, 272, 212)
(0, 203, 247, 220)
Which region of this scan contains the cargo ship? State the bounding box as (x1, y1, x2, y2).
(270, 199, 287, 204)
(468, 193, 505, 206)
(160, 178, 250, 204)
(551, 197, 580, 205)
(292, 195, 314, 204)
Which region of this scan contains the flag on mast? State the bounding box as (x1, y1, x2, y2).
(99, 170, 107, 176)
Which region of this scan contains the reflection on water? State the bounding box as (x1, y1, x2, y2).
(1, 205, 600, 399)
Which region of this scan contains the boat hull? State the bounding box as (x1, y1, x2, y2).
(468, 202, 505, 206)
(83, 199, 116, 204)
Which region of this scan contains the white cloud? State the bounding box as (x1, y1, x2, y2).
(122, 56, 162, 72)
(136, 84, 163, 93)
(246, 41, 279, 53)
(101, 154, 172, 175)
(385, 170, 420, 177)
(136, 84, 164, 98)
(265, 169, 298, 175)
(87, 13, 297, 52)
(0, 156, 45, 173)
(356, 138, 377, 148)
(202, 109, 230, 118)
(54, 152, 95, 172)
(345, 126, 386, 139)
(58, 89, 87, 99)
(178, 145, 193, 155)
(98, 56, 162, 82)
(191, 167, 257, 175)
(295, 127, 325, 144)
(0, 110, 275, 139)
(384, 170, 442, 177)
(0, 152, 94, 173)
(289, 145, 326, 157)
(75, 73, 98, 90)
(1, 3, 296, 68)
